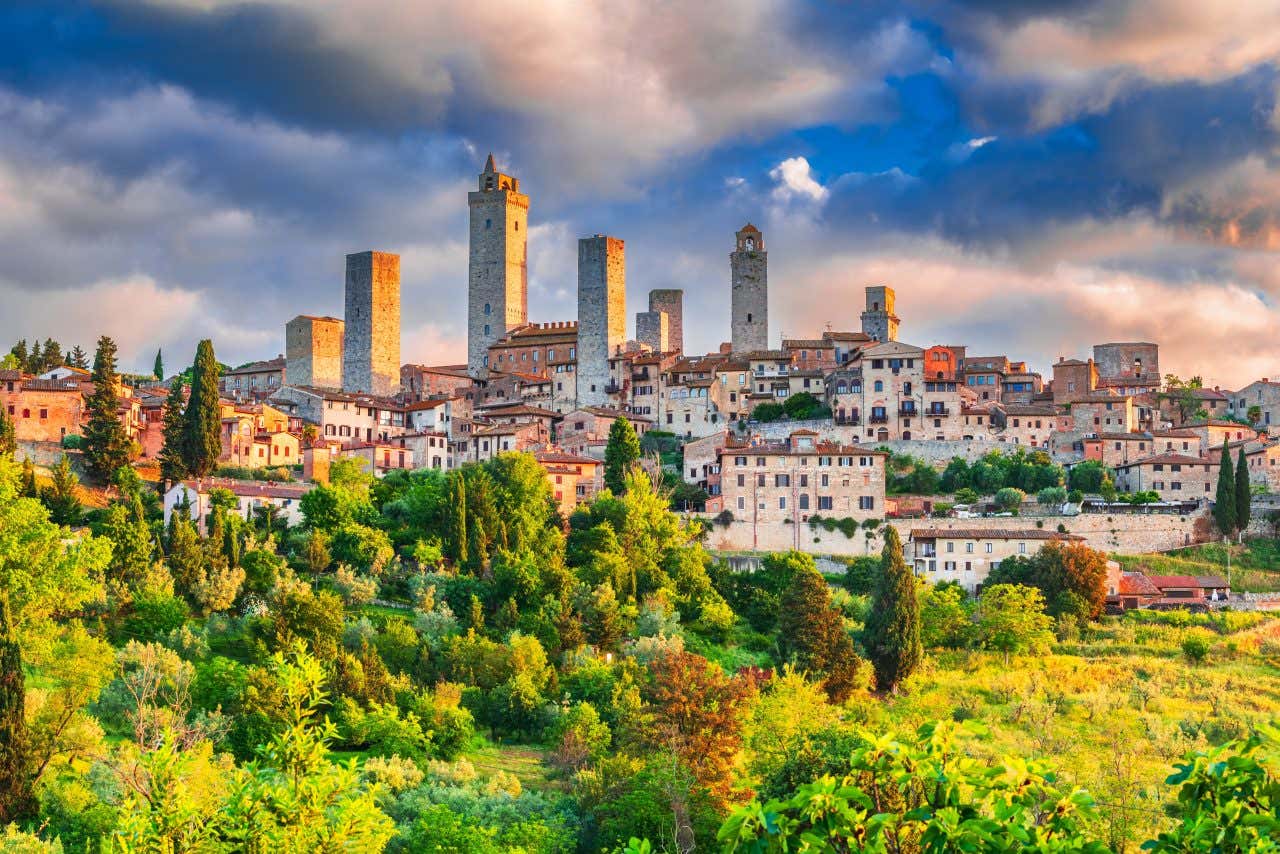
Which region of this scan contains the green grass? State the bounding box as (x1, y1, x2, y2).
(464, 740, 555, 790)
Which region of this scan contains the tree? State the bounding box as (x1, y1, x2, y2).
(1214, 439, 1236, 535)
(43, 454, 82, 526)
(1068, 460, 1110, 495)
(153, 348, 164, 380)
(989, 540, 1109, 620)
(863, 527, 921, 694)
(604, 416, 642, 494)
(1248, 404, 1263, 426)
(974, 584, 1053, 664)
(1161, 374, 1208, 424)
(40, 339, 63, 372)
(158, 378, 188, 487)
(182, 340, 223, 477)
(643, 649, 756, 814)
(1236, 447, 1252, 533)
(993, 486, 1025, 512)
(0, 405, 15, 457)
(68, 345, 88, 370)
(82, 336, 133, 481)
(778, 557, 863, 703)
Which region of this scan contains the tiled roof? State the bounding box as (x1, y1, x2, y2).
(1147, 575, 1229, 589)
(1119, 572, 1162, 596)
(1115, 453, 1214, 468)
(175, 477, 311, 500)
(224, 357, 285, 376)
(534, 450, 600, 465)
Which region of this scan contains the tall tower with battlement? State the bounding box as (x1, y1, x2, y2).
(468, 153, 529, 378)
(730, 224, 768, 353)
(342, 251, 400, 396)
(861, 285, 899, 342)
(576, 235, 626, 408)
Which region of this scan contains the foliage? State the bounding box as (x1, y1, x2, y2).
(781, 392, 831, 421)
(604, 417, 642, 495)
(993, 486, 1025, 511)
(939, 450, 1064, 497)
(989, 541, 1109, 620)
(1236, 447, 1252, 533)
(181, 340, 223, 478)
(777, 555, 864, 703)
(1215, 439, 1237, 535)
(1160, 374, 1208, 424)
(158, 378, 188, 487)
(82, 336, 135, 481)
(973, 584, 1054, 663)
(863, 527, 921, 694)
(42, 456, 81, 527)
(720, 721, 1109, 853)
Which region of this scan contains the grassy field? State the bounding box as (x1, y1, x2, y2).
(464, 740, 557, 791)
(1113, 538, 1280, 592)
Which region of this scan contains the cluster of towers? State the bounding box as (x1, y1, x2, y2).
(286, 250, 402, 397)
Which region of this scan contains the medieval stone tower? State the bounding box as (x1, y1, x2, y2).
(860, 285, 899, 342)
(635, 309, 669, 353)
(468, 153, 529, 378)
(576, 235, 626, 408)
(286, 314, 344, 389)
(647, 288, 684, 354)
(730, 224, 768, 353)
(342, 251, 400, 396)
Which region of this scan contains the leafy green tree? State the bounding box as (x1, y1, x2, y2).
(18, 457, 36, 498)
(1236, 447, 1252, 532)
(989, 540, 1109, 620)
(1214, 439, 1236, 535)
(1068, 460, 1109, 494)
(719, 721, 1108, 852)
(1160, 374, 1208, 424)
(42, 454, 81, 526)
(778, 556, 863, 703)
(182, 339, 222, 477)
(781, 392, 830, 421)
(604, 416, 642, 494)
(918, 582, 973, 648)
(752, 401, 785, 422)
(158, 378, 188, 487)
(82, 336, 134, 480)
(974, 583, 1053, 664)
(68, 344, 88, 369)
(0, 405, 15, 457)
(100, 494, 155, 590)
(993, 486, 1025, 511)
(153, 348, 164, 380)
(863, 527, 921, 694)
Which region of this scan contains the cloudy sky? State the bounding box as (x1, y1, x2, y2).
(3, 1, 1280, 387)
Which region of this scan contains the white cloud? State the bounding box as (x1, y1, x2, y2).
(769, 156, 828, 203)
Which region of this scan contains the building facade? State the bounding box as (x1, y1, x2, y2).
(730, 224, 768, 353)
(468, 154, 529, 378)
(576, 235, 626, 408)
(647, 288, 684, 354)
(285, 315, 344, 390)
(342, 251, 401, 396)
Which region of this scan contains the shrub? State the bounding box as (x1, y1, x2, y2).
(993, 487, 1025, 511)
(1181, 634, 1211, 664)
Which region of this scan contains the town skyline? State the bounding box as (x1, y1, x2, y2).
(4, 2, 1280, 386)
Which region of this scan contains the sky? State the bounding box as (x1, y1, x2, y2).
(2, 1, 1280, 388)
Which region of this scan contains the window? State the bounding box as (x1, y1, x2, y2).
(779, 497, 786, 509)
(874, 380, 884, 392)
(737, 497, 745, 510)
(946, 542, 954, 553)
(985, 543, 993, 554)
(775, 474, 790, 487)
(965, 542, 974, 553)
(817, 496, 833, 510)
(799, 494, 809, 510)
(858, 496, 875, 510)
(1018, 542, 1027, 554)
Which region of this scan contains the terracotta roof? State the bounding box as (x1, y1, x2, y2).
(404, 398, 454, 411)
(1115, 453, 1215, 468)
(225, 357, 285, 376)
(1147, 575, 1229, 589)
(909, 529, 1084, 541)
(722, 440, 888, 457)
(175, 477, 311, 500)
(534, 450, 600, 465)
(475, 403, 560, 419)
(1119, 572, 1162, 596)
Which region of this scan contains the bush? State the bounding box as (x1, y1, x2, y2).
(1037, 486, 1068, 505)
(993, 487, 1025, 511)
(1181, 634, 1211, 664)
(121, 592, 189, 642)
(60, 433, 84, 450)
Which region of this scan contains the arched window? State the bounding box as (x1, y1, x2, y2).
(903, 430, 912, 440)
(484, 303, 491, 315)
(874, 380, 883, 392)
(745, 237, 755, 250)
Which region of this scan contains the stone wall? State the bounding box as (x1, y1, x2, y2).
(576, 235, 626, 408)
(16, 441, 86, 472)
(647, 289, 684, 354)
(342, 251, 401, 396)
(635, 310, 668, 353)
(699, 506, 1213, 558)
(467, 164, 529, 377)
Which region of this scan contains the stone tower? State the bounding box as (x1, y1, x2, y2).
(730, 224, 768, 353)
(647, 289, 683, 354)
(576, 235, 626, 408)
(635, 310, 669, 353)
(861, 285, 899, 343)
(468, 153, 529, 378)
(286, 314, 344, 389)
(342, 251, 401, 396)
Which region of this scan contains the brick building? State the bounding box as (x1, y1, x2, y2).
(907, 528, 1085, 593)
(1112, 453, 1218, 501)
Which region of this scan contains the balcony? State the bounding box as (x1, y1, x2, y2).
(899, 405, 918, 416)
(869, 413, 889, 424)
(834, 415, 861, 426)
(928, 405, 950, 416)
(604, 382, 622, 394)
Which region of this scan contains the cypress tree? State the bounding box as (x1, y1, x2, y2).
(182, 340, 223, 477)
(18, 458, 36, 498)
(0, 405, 15, 457)
(604, 416, 641, 494)
(1236, 447, 1252, 533)
(0, 595, 34, 823)
(1214, 439, 1236, 535)
(82, 336, 132, 480)
(153, 348, 164, 380)
(447, 473, 468, 568)
(864, 526, 922, 695)
(68, 345, 88, 370)
(158, 378, 188, 487)
(41, 339, 62, 371)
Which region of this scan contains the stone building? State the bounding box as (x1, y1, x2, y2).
(486, 321, 578, 378)
(907, 529, 1085, 593)
(221, 357, 286, 402)
(1113, 453, 1218, 502)
(730, 224, 768, 353)
(860, 285, 900, 343)
(1051, 357, 1099, 405)
(635, 310, 669, 353)
(400, 364, 472, 401)
(286, 315, 344, 390)
(1227, 379, 1280, 429)
(535, 450, 603, 516)
(717, 430, 888, 528)
(859, 340, 925, 442)
(647, 289, 684, 354)
(1, 371, 85, 443)
(342, 251, 400, 396)
(1093, 342, 1159, 388)
(576, 235, 626, 408)
(468, 154, 529, 378)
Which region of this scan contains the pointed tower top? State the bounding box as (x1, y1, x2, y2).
(484, 152, 496, 172)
